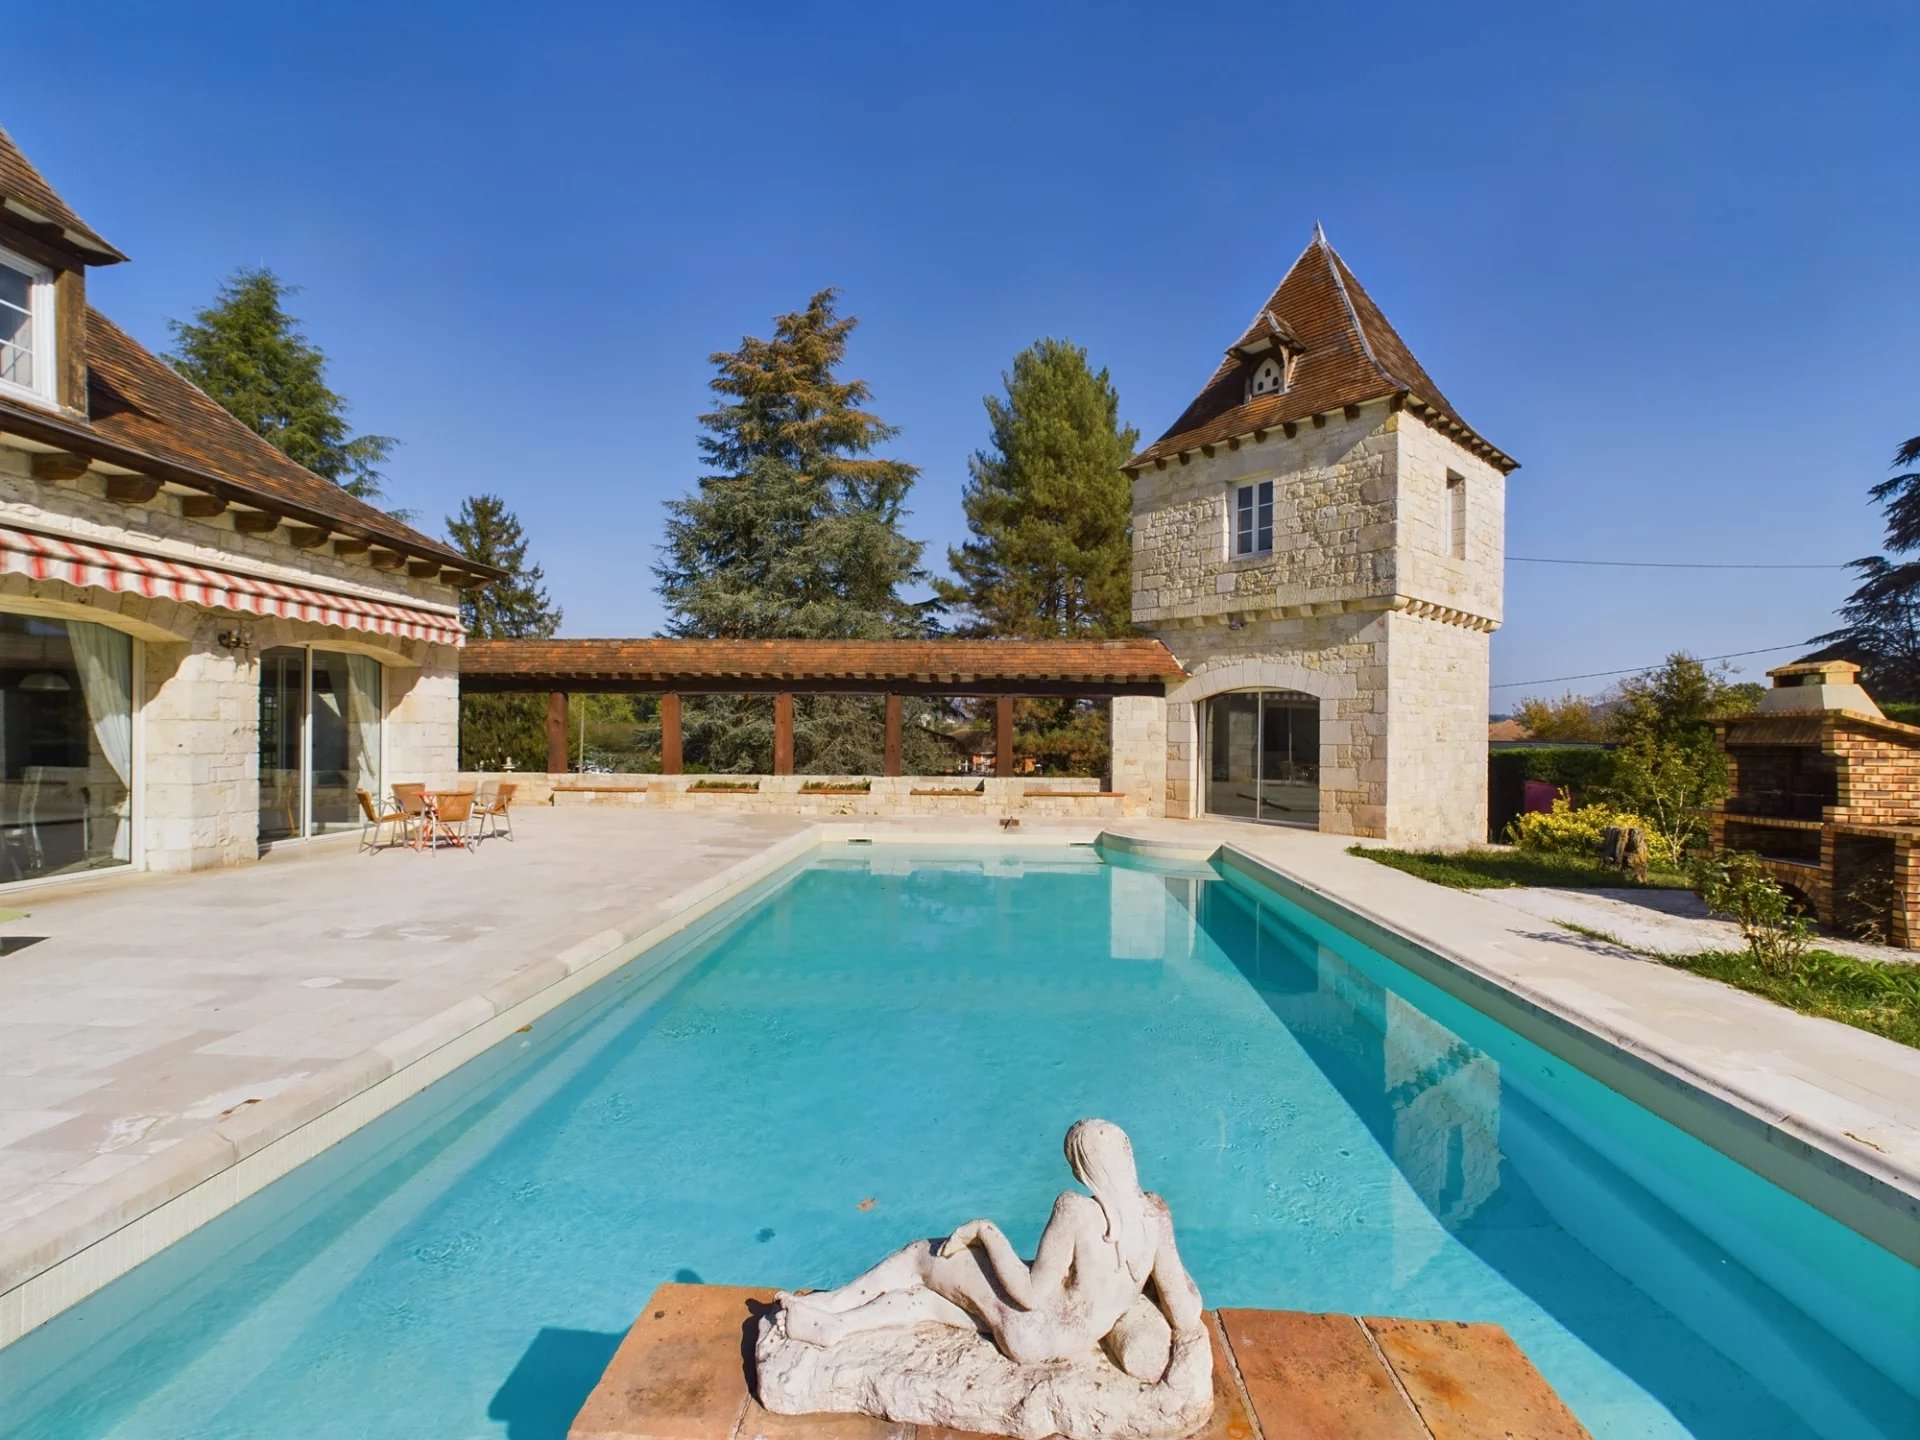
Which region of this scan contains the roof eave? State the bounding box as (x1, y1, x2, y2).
(0, 396, 500, 581)
(0, 197, 127, 265)
(1125, 389, 1519, 477)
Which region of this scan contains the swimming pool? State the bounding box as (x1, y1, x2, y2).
(1, 844, 1914, 1438)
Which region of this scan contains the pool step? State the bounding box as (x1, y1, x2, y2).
(570, 1283, 1591, 1440)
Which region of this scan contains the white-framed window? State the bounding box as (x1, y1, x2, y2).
(1443, 471, 1466, 559)
(1233, 480, 1274, 558)
(1248, 355, 1285, 399)
(0, 243, 56, 406)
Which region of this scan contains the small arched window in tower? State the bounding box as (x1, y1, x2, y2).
(1248, 356, 1286, 399)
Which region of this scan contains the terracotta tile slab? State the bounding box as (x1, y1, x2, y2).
(1217, 1308, 1427, 1440)
(571, 1283, 773, 1440)
(1196, 1314, 1259, 1440)
(1364, 1318, 1591, 1440)
(734, 1400, 906, 1440)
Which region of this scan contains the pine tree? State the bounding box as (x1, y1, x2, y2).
(448, 495, 561, 641)
(656, 290, 942, 772)
(936, 339, 1138, 775)
(167, 267, 397, 504)
(446, 494, 562, 770)
(1818, 434, 1920, 700)
(936, 338, 1138, 638)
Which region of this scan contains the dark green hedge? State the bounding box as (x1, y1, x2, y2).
(1487, 745, 1617, 841)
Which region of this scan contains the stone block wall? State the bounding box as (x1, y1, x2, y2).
(1393, 418, 1506, 626)
(1383, 610, 1491, 847)
(1108, 695, 1166, 813)
(0, 445, 470, 877)
(1158, 610, 1389, 832)
(1133, 404, 1501, 845)
(1131, 406, 1397, 630)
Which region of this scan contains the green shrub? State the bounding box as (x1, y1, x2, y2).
(1691, 850, 1811, 975)
(1507, 797, 1675, 870)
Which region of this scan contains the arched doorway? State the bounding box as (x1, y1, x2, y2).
(1204, 690, 1319, 826)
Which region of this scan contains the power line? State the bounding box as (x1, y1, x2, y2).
(1491, 642, 1813, 691)
(1510, 556, 1850, 571)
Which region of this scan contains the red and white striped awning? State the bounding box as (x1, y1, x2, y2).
(0, 524, 466, 647)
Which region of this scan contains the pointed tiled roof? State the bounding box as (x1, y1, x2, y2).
(1128, 229, 1514, 473)
(0, 126, 124, 264)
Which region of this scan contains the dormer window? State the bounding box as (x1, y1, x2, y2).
(0, 244, 55, 406)
(1248, 355, 1286, 399)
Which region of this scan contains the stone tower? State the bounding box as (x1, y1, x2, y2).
(1126, 228, 1516, 846)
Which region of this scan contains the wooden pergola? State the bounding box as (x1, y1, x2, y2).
(457, 638, 1187, 776)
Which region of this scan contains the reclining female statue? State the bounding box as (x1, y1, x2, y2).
(777, 1118, 1204, 1382)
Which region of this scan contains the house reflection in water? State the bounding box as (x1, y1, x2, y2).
(1198, 870, 1503, 1264)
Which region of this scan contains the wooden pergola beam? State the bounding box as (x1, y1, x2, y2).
(660, 692, 683, 775)
(546, 691, 569, 774)
(883, 694, 903, 777)
(772, 691, 794, 776)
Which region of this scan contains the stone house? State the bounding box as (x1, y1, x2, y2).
(0, 127, 491, 885)
(1125, 227, 1517, 845)
(1709, 660, 1920, 947)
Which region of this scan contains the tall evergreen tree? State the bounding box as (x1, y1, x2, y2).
(937, 338, 1138, 637)
(657, 289, 928, 640)
(656, 290, 942, 772)
(448, 494, 561, 640)
(1818, 433, 1920, 700)
(446, 495, 562, 770)
(936, 339, 1138, 774)
(167, 267, 397, 503)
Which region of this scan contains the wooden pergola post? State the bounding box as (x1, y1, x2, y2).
(546, 691, 569, 774)
(994, 696, 1015, 778)
(773, 690, 795, 776)
(660, 692, 683, 775)
(883, 694, 903, 777)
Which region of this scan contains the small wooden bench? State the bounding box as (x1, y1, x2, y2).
(570, 1283, 1590, 1440)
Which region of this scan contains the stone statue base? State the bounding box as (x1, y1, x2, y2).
(753, 1307, 1215, 1440)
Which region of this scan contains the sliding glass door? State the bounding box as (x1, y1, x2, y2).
(1204, 690, 1319, 826)
(258, 646, 382, 842)
(0, 612, 134, 881)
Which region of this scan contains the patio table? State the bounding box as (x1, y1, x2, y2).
(415, 789, 478, 852)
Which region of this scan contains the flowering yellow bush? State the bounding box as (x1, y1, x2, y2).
(1506, 796, 1675, 869)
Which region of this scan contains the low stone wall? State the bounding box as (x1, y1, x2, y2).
(453, 773, 1146, 819)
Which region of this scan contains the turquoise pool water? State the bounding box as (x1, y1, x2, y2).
(2, 845, 1915, 1438)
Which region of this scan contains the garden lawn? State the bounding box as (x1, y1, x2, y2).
(1352, 846, 1690, 891)
(1662, 949, 1920, 1049)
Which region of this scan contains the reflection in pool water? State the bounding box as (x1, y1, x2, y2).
(1, 846, 1913, 1439)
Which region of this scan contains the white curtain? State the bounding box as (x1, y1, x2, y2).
(344, 654, 382, 797)
(68, 621, 133, 860)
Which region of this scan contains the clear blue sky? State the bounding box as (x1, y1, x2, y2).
(12, 2, 1916, 701)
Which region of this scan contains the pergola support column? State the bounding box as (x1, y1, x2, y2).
(773, 691, 794, 776)
(994, 696, 1015, 778)
(660, 692, 683, 775)
(883, 694, 903, 778)
(546, 691, 569, 774)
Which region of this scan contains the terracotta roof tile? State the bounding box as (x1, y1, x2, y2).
(460, 638, 1187, 689)
(0, 126, 124, 264)
(0, 311, 485, 573)
(1129, 229, 1514, 473)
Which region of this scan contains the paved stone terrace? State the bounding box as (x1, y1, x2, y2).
(0, 811, 810, 1252)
